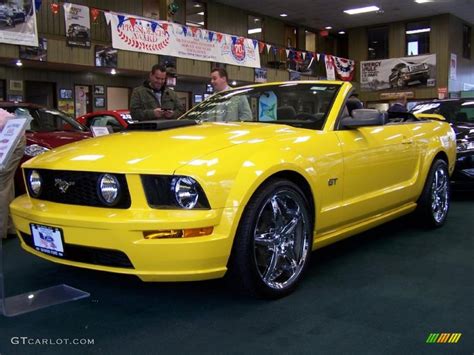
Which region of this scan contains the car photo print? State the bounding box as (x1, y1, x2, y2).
(10, 81, 456, 299)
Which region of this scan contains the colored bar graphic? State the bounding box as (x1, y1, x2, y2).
(426, 333, 462, 344)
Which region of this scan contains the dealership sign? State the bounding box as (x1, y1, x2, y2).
(104, 12, 261, 68)
(360, 54, 436, 91)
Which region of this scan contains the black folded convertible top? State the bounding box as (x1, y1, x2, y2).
(127, 119, 199, 131)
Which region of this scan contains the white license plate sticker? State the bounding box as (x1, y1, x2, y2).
(30, 224, 64, 257)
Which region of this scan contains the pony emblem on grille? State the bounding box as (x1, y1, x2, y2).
(54, 178, 76, 193)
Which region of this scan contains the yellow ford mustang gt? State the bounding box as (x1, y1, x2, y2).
(10, 81, 456, 298)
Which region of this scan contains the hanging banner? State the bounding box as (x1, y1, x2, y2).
(450, 53, 457, 81)
(325, 55, 336, 80)
(104, 12, 260, 68)
(360, 54, 436, 91)
(0, 1, 38, 46)
(64, 3, 91, 48)
(334, 56, 355, 81)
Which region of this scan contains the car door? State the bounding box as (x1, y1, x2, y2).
(335, 122, 418, 224)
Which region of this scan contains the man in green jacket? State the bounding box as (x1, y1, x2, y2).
(130, 64, 185, 121)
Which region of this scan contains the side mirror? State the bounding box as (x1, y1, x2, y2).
(341, 109, 385, 129)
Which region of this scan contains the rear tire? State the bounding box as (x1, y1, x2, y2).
(226, 178, 313, 299)
(417, 159, 450, 228)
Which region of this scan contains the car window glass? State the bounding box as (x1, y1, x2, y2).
(459, 102, 474, 123)
(90, 115, 121, 127)
(35, 109, 86, 132)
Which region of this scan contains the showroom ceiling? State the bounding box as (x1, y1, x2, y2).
(213, 0, 474, 32)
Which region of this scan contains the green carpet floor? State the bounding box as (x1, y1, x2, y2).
(1, 194, 473, 355)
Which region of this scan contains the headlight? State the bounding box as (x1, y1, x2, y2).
(97, 174, 121, 206)
(172, 176, 199, 209)
(24, 144, 50, 157)
(141, 175, 210, 209)
(457, 139, 474, 152)
(28, 170, 42, 197)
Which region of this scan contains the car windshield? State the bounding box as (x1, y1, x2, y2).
(411, 101, 474, 124)
(10, 107, 88, 132)
(182, 83, 340, 130)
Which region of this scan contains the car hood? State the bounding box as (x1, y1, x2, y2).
(23, 122, 297, 173)
(26, 131, 92, 149)
(452, 122, 474, 141)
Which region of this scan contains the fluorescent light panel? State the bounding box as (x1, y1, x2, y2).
(248, 28, 262, 34)
(344, 5, 380, 15)
(406, 28, 431, 34)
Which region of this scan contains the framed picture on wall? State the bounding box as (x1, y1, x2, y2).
(95, 97, 105, 108)
(59, 89, 73, 99)
(8, 94, 24, 102)
(95, 45, 118, 68)
(94, 85, 105, 95)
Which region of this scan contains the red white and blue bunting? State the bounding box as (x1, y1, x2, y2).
(104, 12, 260, 68)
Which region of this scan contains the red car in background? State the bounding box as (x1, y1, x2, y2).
(76, 109, 135, 131)
(0, 102, 92, 195)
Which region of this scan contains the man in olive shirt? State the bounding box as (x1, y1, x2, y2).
(210, 67, 252, 121)
(130, 64, 185, 121)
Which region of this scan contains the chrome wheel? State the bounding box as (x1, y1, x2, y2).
(252, 189, 311, 290)
(430, 166, 449, 223)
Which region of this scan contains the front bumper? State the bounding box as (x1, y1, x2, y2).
(10, 195, 238, 281)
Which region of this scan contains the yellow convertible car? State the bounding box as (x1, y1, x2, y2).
(10, 81, 456, 298)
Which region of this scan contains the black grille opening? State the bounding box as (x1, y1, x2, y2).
(21, 232, 134, 269)
(24, 169, 131, 209)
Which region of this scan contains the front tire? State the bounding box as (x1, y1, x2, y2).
(417, 159, 450, 227)
(227, 178, 313, 299)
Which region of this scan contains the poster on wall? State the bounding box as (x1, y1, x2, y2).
(64, 3, 91, 48)
(0, 0, 38, 46)
(104, 12, 260, 68)
(19, 37, 47, 61)
(360, 54, 436, 91)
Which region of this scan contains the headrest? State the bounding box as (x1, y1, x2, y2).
(346, 98, 363, 115)
(352, 109, 383, 121)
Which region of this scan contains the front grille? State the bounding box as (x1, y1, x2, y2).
(21, 232, 134, 269)
(24, 169, 131, 208)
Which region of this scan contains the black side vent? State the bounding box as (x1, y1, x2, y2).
(127, 119, 199, 131)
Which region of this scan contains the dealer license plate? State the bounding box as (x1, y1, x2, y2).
(30, 224, 65, 258)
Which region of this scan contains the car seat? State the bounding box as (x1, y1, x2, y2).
(277, 106, 296, 120)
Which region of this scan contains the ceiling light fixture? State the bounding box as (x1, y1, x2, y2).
(344, 5, 380, 15)
(280, 13, 288, 17)
(325, 26, 332, 30)
(110, 68, 117, 75)
(15, 59, 23, 67)
(406, 28, 431, 34)
(415, 0, 430, 3)
(338, 30, 346, 35)
(197, 12, 204, 15)
(248, 28, 262, 34)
